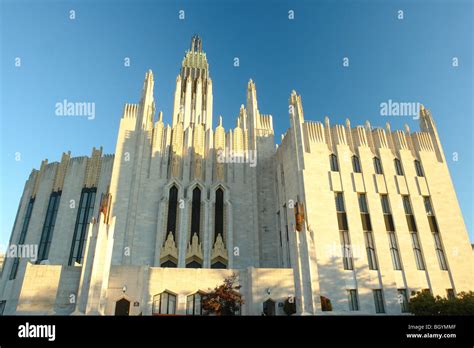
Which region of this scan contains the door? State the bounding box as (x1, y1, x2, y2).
(115, 298, 130, 316)
(263, 299, 276, 316)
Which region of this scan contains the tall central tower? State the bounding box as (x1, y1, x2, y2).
(172, 35, 213, 130)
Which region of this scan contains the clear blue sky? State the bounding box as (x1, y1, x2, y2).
(1, 0, 472, 250)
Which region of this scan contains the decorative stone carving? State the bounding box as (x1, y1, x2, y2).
(211, 234, 228, 265)
(160, 232, 178, 265)
(185, 233, 203, 265)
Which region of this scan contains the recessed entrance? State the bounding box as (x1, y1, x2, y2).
(115, 298, 130, 316)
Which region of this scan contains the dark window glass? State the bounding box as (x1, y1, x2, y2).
(263, 299, 276, 316)
(446, 289, 455, 300)
(352, 155, 361, 173)
(38, 191, 61, 263)
(348, 290, 359, 311)
(214, 188, 224, 242)
(388, 232, 402, 270)
(69, 188, 96, 265)
(330, 154, 339, 172)
(335, 193, 345, 212)
(0, 300, 5, 315)
(365, 231, 378, 270)
(433, 232, 448, 270)
(415, 160, 424, 177)
(211, 261, 227, 269)
(423, 197, 433, 215)
(10, 197, 35, 280)
(381, 195, 391, 214)
(190, 187, 201, 241)
(374, 157, 383, 174)
(384, 214, 395, 232)
(402, 196, 412, 215)
(166, 186, 179, 238)
(394, 158, 404, 175)
(411, 232, 425, 270)
(358, 194, 369, 213)
(161, 260, 177, 268)
(186, 260, 202, 268)
(186, 293, 202, 315)
(373, 289, 385, 313)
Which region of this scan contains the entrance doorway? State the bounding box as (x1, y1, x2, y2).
(263, 299, 276, 316)
(115, 298, 130, 316)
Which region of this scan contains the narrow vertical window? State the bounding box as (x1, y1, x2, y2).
(190, 187, 202, 240)
(358, 193, 369, 213)
(433, 232, 448, 270)
(373, 157, 383, 174)
(330, 154, 339, 172)
(166, 185, 179, 238)
(446, 289, 455, 300)
(69, 187, 97, 265)
(37, 191, 61, 263)
(186, 293, 202, 315)
(335, 192, 345, 213)
(365, 231, 378, 270)
(347, 289, 359, 311)
(394, 158, 404, 175)
(10, 197, 35, 280)
(388, 231, 402, 270)
(411, 232, 425, 270)
(373, 289, 385, 313)
(214, 188, 224, 242)
(414, 160, 424, 177)
(340, 230, 353, 270)
(352, 155, 361, 173)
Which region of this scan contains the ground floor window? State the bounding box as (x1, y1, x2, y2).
(186, 293, 203, 315)
(153, 291, 176, 315)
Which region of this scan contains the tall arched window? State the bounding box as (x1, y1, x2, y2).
(166, 186, 178, 238)
(330, 154, 339, 172)
(190, 187, 201, 240)
(214, 188, 224, 242)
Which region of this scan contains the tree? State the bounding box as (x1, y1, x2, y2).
(408, 291, 474, 315)
(202, 273, 244, 316)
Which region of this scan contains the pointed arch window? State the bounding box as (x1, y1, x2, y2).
(190, 187, 201, 240)
(166, 185, 179, 238)
(214, 188, 224, 242)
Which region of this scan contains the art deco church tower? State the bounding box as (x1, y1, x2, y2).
(1, 36, 471, 316)
(172, 35, 213, 130)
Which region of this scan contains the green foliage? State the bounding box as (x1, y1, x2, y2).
(408, 291, 474, 315)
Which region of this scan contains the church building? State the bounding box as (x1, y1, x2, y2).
(0, 36, 472, 316)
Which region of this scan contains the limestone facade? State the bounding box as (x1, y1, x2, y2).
(0, 36, 471, 316)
